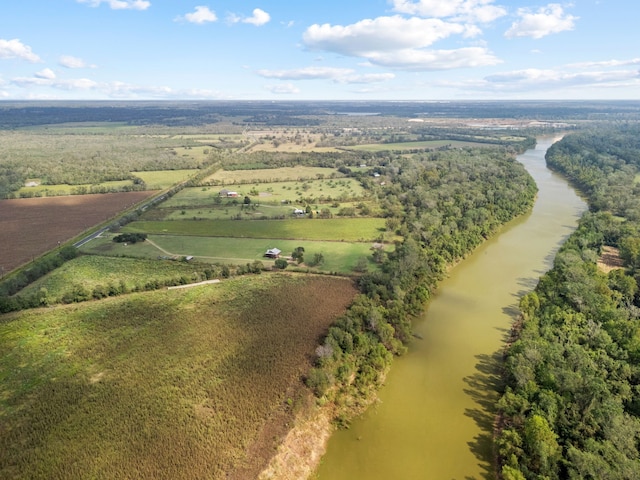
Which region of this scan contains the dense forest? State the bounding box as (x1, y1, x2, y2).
(496, 125, 640, 479)
(1, 100, 639, 128)
(306, 145, 538, 418)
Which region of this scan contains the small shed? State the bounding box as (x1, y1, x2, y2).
(264, 248, 282, 258)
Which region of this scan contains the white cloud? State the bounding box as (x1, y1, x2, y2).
(178, 6, 217, 24)
(59, 55, 95, 69)
(0, 39, 41, 63)
(257, 66, 354, 80)
(391, 0, 507, 23)
(301, 15, 498, 71)
(244, 8, 270, 26)
(366, 46, 501, 70)
(444, 62, 640, 97)
(304, 16, 467, 56)
(35, 68, 56, 80)
(77, 0, 150, 10)
(257, 66, 395, 84)
(505, 4, 577, 39)
(567, 58, 640, 69)
(228, 8, 271, 26)
(265, 83, 300, 94)
(12, 75, 98, 90)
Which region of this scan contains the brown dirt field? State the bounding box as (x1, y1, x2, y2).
(0, 191, 156, 273)
(597, 245, 625, 273)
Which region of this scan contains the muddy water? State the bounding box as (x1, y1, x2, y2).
(314, 137, 587, 479)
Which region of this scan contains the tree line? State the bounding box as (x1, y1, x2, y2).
(496, 125, 640, 479)
(306, 145, 538, 421)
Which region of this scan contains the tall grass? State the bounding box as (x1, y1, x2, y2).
(0, 274, 357, 479)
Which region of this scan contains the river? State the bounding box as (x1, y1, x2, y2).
(313, 137, 588, 479)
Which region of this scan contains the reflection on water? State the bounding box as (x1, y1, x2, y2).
(314, 137, 587, 479)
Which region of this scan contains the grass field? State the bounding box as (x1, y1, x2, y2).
(161, 179, 365, 208)
(148, 200, 380, 221)
(122, 217, 386, 242)
(85, 234, 383, 273)
(131, 169, 200, 189)
(0, 274, 357, 479)
(204, 166, 343, 184)
(19, 255, 205, 302)
(16, 180, 135, 197)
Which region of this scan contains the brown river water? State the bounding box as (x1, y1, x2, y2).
(313, 137, 588, 479)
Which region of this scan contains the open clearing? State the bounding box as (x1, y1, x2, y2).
(0, 191, 156, 273)
(122, 217, 385, 242)
(0, 274, 357, 479)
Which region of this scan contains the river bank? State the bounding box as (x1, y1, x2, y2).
(312, 136, 587, 479)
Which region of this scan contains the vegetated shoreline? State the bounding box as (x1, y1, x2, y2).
(258, 213, 539, 478)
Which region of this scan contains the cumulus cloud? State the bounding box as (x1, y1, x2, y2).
(257, 66, 395, 84)
(367, 46, 501, 70)
(302, 15, 499, 71)
(228, 8, 271, 26)
(59, 55, 95, 69)
(443, 59, 640, 97)
(391, 0, 507, 23)
(34, 68, 56, 80)
(265, 83, 300, 94)
(0, 39, 41, 63)
(77, 0, 150, 10)
(177, 6, 217, 24)
(304, 16, 471, 56)
(505, 4, 577, 39)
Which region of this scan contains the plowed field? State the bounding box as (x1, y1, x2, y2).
(0, 191, 156, 273)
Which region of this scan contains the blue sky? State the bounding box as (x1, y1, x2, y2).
(0, 0, 638, 100)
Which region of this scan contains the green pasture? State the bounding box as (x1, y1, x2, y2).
(163, 178, 365, 208)
(344, 139, 496, 151)
(153, 200, 380, 221)
(16, 179, 134, 197)
(81, 234, 386, 273)
(173, 146, 212, 162)
(204, 166, 342, 184)
(122, 217, 386, 242)
(20, 255, 203, 302)
(131, 169, 200, 189)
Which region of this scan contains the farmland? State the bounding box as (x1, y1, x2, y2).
(0, 101, 567, 480)
(0, 191, 155, 273)
(0, 274, 358, 479)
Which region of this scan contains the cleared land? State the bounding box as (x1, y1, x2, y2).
(80, 234, 385, 273)
(122, 218, 385, 242)
(204, 166, 343, 184)
(344, 139, 499, 151)
(0, 191, 155, 273)
(0, 274, 357, 480)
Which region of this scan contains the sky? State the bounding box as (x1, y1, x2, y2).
(0, 0, 638, 101)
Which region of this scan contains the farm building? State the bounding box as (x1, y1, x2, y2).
(219, 189, 239, 197)
(264, 248, 282, 258)
(293, 208, 305, 215)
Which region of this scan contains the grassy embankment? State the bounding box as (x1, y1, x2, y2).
(0, 274, 357, 479)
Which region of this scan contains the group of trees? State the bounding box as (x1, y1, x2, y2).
(307, 144, 538, 417)
(496, 125, 640, 479)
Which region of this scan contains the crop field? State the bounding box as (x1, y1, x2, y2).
(0, 274, 358, 479)
(0, 191, 155, 274)
(123, 217, 385, 242)
(131, 169, 200, 189)
(18, 255, 205, 302)
(204, 166, 344, 185)
(82, 234, 383, 273)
